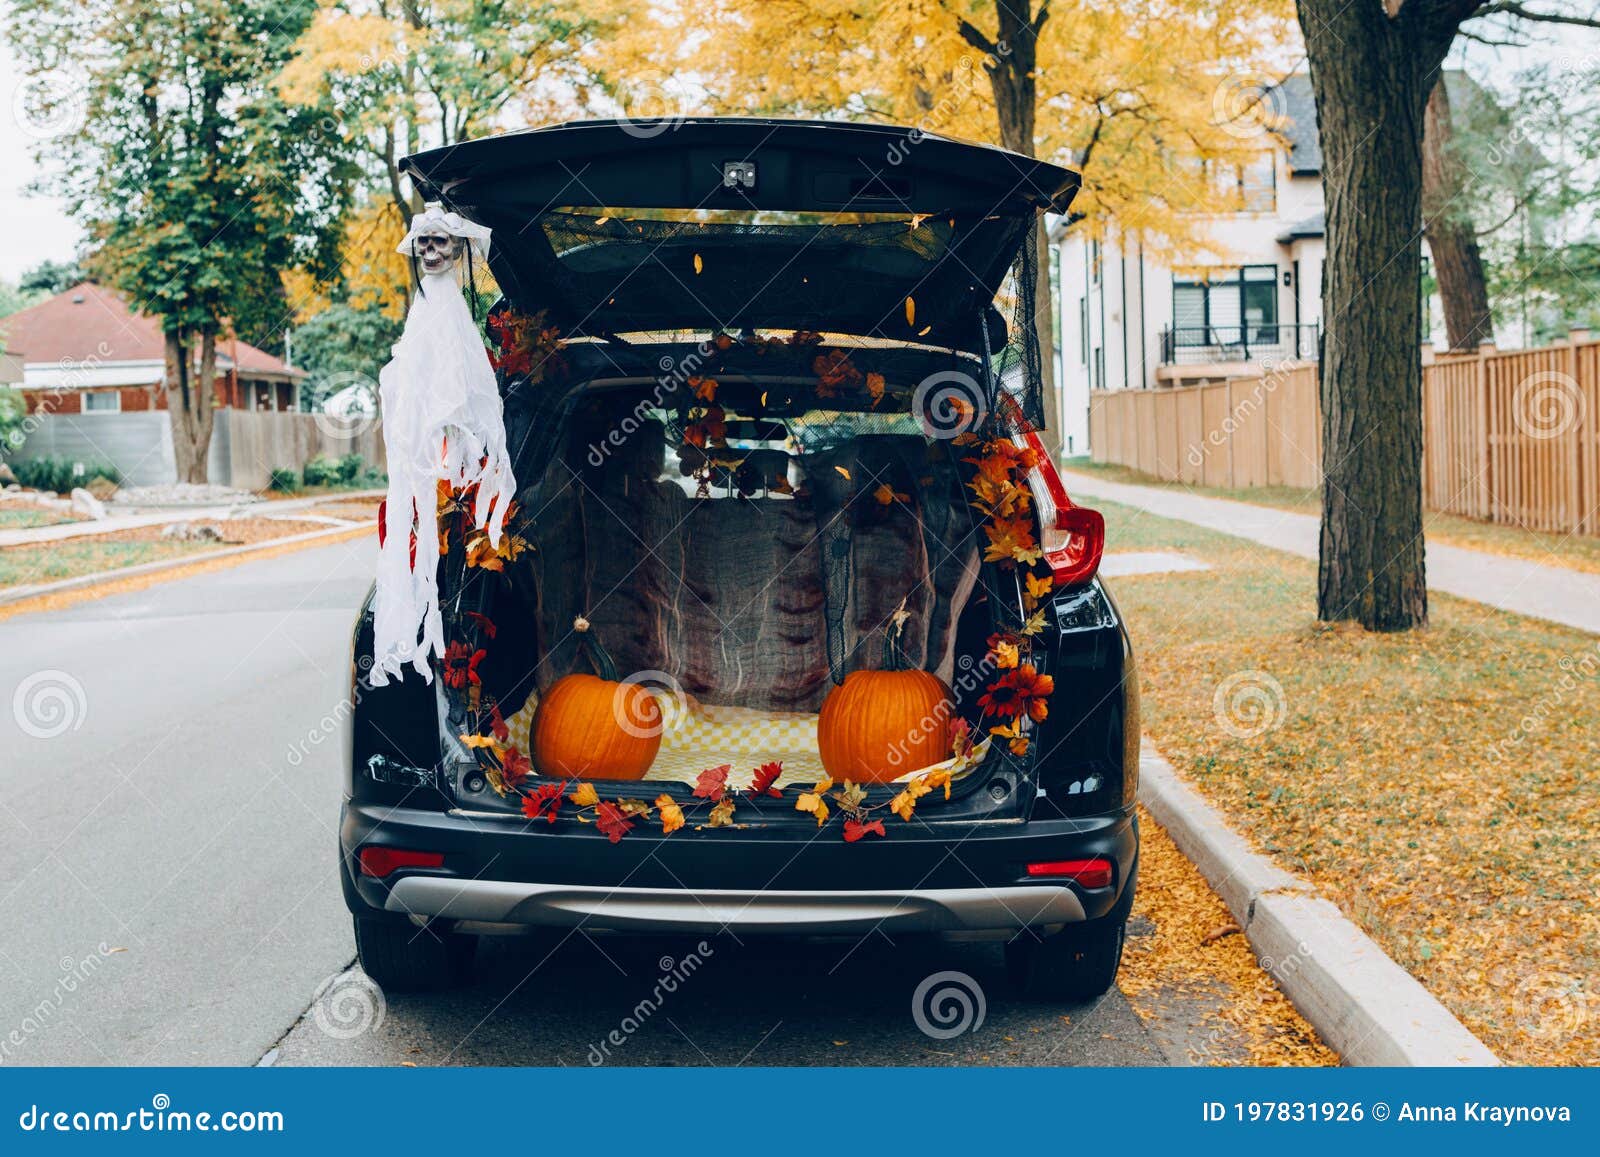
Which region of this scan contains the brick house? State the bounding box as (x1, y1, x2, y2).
(0, 282, 302, 416)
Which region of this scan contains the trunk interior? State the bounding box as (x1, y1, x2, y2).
(449, 352, 1011, 806)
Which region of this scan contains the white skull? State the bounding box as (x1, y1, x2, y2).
(415, 232, 464, 275)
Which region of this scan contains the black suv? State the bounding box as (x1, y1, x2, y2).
(340, 118, 1139, 1001)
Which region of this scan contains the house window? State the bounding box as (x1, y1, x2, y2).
(1171, 266, 1279, 346)
(80, 391, 121, 413)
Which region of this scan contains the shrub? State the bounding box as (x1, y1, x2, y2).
(334, 452, 364, 485)
(301, 455, 339, 487)
(268, 467, 299, 493)
(9, 457, 120, 494)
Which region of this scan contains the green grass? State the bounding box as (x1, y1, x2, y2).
(0, 539, 212, 588)
(1096, 496, 1599, 1065)
(0, 508, 82, 530)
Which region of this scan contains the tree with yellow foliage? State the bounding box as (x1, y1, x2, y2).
(666, 0, 1297, 442)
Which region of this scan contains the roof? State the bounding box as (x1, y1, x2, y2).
(0, 282, 302, 378)
(1272, 74, 1321, 175)
(1276, 211, 1325, 243)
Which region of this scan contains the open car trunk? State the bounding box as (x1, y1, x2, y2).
(398, 118, 1087, 823)
(444, 345, 1005, 808)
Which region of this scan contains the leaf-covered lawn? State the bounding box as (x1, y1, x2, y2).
(0, 506, 84, 530)
(1066, 458, 1600, 575)
(0, 517, 355, 588)
(1098, 498, 1599, 1065)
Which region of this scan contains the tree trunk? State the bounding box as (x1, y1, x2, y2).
(1298, 0, 1457, 632)
(164, 328, 217, 484)
(967, 1, 1061, 452)
(1422, 77, 1494, 349)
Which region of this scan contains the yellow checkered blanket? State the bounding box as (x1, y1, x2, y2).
(503, 691, 985, 788)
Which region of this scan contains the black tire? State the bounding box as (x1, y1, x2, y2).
(1006, 917, 1127, 1002)
(353, 916, 476, 993)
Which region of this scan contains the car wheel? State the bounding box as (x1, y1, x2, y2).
(1005, 917, 1126, 1003)
(353, 916, 476, 993)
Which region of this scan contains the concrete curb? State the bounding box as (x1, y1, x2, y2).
(0, 523, 371, 608)
(1138, 740, 1499, 1067)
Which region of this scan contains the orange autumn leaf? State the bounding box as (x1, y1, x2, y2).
(707, 798, 737, 827)
(904, 296, 915, 327)
(656, 793, 686, 834)
(865, 371, 886, 405)
(993, 639, 1020, 669)
(795, 792, 830, 826)
(873, 483, 910, 506)
(569, 782, 600, 807)
(689, 375, 718, 403)
(693, 252, 703, 274)
(1025, 573, 1054, 602)
(921, 768, 954, 800)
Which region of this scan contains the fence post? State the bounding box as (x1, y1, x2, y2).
(1566, 333, 1582, 535)
(1476, 339, 1494, 521)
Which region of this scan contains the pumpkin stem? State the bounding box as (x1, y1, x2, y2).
(572, 614, 619, 681)
(882, 598, 914, 671)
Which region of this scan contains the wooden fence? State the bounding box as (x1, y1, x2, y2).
(1088, 364, 1321, 489)
(1089, 335, 1600, 537)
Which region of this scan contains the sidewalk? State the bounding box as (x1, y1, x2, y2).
(1062, 469, 1600, 636)
(0, 489, 384, 548)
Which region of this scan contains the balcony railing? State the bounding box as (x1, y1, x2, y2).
(1160, 324, 1321, 366)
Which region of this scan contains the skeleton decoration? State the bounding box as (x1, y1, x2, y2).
(371, 203, 515, 685)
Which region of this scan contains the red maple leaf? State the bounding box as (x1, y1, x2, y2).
(502, 747, 532, 790)
(747, 761, 783, 798)
(843, 818, 887, 843)
(465, 611, 498, 639)
(595, 801, 635, 843)
(487, 703, 510, 743)
(692, 764, 732, 801)
(520, 780, 562, 822)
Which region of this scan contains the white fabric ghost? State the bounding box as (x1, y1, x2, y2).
(371, 203, 516, 685)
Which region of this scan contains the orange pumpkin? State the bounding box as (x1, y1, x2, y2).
(818, 667, 954, 783)
(531, 617, 661, 780)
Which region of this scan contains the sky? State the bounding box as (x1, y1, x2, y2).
(0, 8, 1597, 284)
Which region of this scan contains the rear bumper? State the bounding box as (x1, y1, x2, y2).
(383, 877, 1086, 933)
(341, 801, 1137, 935)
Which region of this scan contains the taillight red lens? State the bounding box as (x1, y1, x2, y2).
(1025, 858, 1113, 888)
(358, 847, 445, 878)
(1012, 427, 1104, 588)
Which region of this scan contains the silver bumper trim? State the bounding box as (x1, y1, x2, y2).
(384, 877, 1086, 933)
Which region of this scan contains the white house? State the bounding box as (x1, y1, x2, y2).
(1052, 74, 1328, 457)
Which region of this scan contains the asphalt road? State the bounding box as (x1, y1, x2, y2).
(1, 541, 1187, 1067)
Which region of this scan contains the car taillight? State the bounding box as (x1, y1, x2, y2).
(1013, 427, 1104, 588)
(1025, 857, 1113, 888)
(358, 847, 445, 878)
